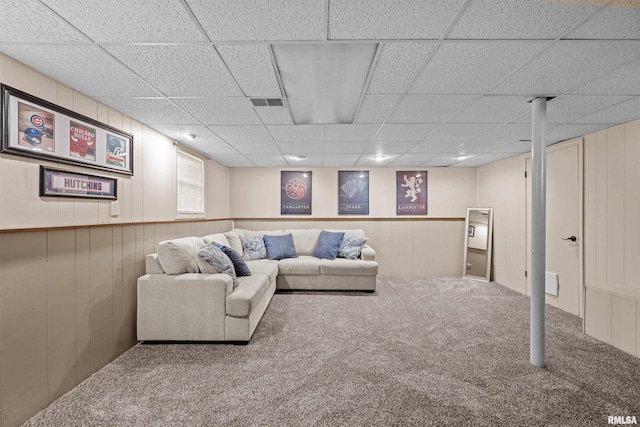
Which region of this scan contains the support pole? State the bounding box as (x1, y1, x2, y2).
(531, 97, 547, 368)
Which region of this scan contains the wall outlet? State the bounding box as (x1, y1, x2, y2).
(110, 201, 120, 217)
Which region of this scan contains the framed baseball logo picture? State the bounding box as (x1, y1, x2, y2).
(281, 171, 312, 215)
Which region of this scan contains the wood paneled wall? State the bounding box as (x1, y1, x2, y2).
(234, 219, 466, 277)
(0, 219, 233, 427)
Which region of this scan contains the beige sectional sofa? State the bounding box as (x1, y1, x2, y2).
(137, 228, 378, 343)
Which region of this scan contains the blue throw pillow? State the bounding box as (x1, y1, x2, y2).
(212, 242, 251, 276)
(338, 234, 368, 260)
(263, 234, 297, 260)
(313, 231, 345, 259)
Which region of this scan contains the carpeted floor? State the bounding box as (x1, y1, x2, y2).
(24, 277, 640, 426)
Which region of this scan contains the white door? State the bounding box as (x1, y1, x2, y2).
(526, 142, 582, 316)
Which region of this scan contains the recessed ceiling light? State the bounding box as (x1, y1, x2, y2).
(181, 133, 197, 141)
(290, 155, 306, 161)
(374, 155, 385, 162)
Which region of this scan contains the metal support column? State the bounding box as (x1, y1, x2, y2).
(531, 97, 547, 368)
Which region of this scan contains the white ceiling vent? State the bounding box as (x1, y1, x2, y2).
(250, 98, 284, 107)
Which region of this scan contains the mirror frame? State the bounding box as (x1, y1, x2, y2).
(463, 207, 494, 282)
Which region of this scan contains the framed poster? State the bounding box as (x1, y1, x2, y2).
(1, 84, 133, 175)
(338, 171, 369, 215)
(396, 171, 427, 215)
(40, 166, 117, 200)
(281, 171, 312, 214)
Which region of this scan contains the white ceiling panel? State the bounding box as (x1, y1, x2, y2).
(324, 125, 380, 142)
(366, 141, 418, 154)
(286, 154, 324, 167)
(0, 0, 86, 42)
(410, 42, 547, 95)
(451, 153, 514, 167)
(408, 140, 464, 153)
(375, 124, 439, 141)
(393, 153, 435, 163)
(356, 154, 401, 167)
(367, 43, 435, 95)
(187, 0, 324, 41)
(278, 142, 324, 154)
(510, 95, 634, 124)
(149, 125, 225, 145)
(244, 154, 288, 167)
(206, 153, 254, 167)
(472, 124, 530, 142)
(501, 140, 534, 154)
(425, 124, 497, 141)
(448, 0, 601, 39)
(173, 98, 261, 125)
(389, 95, 479, 123)
(105, 45, 242, 97)
(355, 95, 403, 124)
(232, 142, 281, 154)
(450, 96, 532, 124)
(570, 59, 640, 95)
(322, 154, 359, 166)
(547, 123, 614, 143)
(455, 141, 515, 154)
(0, 45, 160, 97)
(209, 126, 273, 143)
(216, 45, 282, 97)
(423, 154, 466, 167)
(390, 159, 427, 167)
(574, 96, 640, 124)
(324, 141, 369, 154)
(42, 0, 206, 42)
(490, 41, 640, 96)
(328, 0, 467, 40)
(94, 97, 199, 125)
(566, 5, 640, 39)
(188, 141, 239, 155)
(267, 125, 324, 142)
(255, 106, 294, 125)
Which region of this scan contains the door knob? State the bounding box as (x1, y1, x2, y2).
(562, 236, 577, 242)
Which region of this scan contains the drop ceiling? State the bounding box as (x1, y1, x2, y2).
(0, 0, 638, 168)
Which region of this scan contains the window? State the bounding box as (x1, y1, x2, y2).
(176, 149, 204, 214)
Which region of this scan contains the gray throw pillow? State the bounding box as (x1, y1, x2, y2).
(241, 235, 267, 260)
(337, 235, 368, 260)
(263, 234, 297, 260)
(197, 244, 238, 288)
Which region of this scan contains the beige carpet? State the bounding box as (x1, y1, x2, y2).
(23, 277, 640, 426)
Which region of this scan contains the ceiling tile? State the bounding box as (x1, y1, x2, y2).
(42, 0, 206, 42)
(328, 0, 467, 40)
(0, 45, 160, 97)
(322, 154, 359, 166)
(366, 141, 418, 154)
(423, 154, 463, 167)
(574, 96, 640, 124)
(547, 123, 614, 143)
(267, 125, 324, 142)
(94, 97, 198, 125)
(356, 154, 401, 167)
(489, 41, 640, 96)
(105, 45, 242, 97)
(255, 106, 293, 125)
(389, 95, 479, 123)
(232, 142, 281, 154)
(394, 153, 440, 163)
(409, 42, 547, 95)
(187, 0, 324, 41)
(278, 142, 324, 154)
(324, 124, 380, 141)
(569, 59, 640, 95)
(455, 140, 516, 154)
(500, 140, 534, 154)
(207, 153, 254, 167)
(209, 126, 273, 143)
(188, 141, 239, 155)
(355, 95, 403, 124)
(448, 0, 601, 39)
(566, 5, 640, 39)
(149, 125, 225, 145)
(451, 153, 514, 167)
(216, 45, 282, 97)
(367, 43, 436, 95)
(244, 154, 288, 167)
(285, 154, 323, 167)
(408, 140, 463, 153)
(0, 0, 86, 42)
(324, 141, 369, 154)
(510, 95, 634, 124)
(173, 98, 261, 125)
(389, 159, 426, 167)
(425, 124, 497, 141)
(375, 124, 439, 141)
(472, 124, 530, 142)
(450, 96, 532, 124)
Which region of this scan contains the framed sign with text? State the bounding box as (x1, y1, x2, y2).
(396, 171, 427, 215)
(1, 84, 133, 175)
(281, 171, 312, 214)
(40, 166, 117, 200)
(338, 170, 369, 215)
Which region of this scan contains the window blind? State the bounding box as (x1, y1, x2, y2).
(176, 149, 204, 214)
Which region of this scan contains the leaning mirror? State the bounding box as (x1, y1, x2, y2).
(463, 207, 493, 282)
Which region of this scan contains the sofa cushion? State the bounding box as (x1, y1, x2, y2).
(226, 274, 271, 317)
(202, 233, 230, 247)
(312, 231, 345, 259)
(320, 258, 379, 276)
(246, 260, 279, 283)
(157, 236, 205, 274)
(263, 234, 297, 260)
(213, 243, 251, 276)
(285, 229, 321, 256)
(224, 231, 243, 255)
(197, 244, 238, 288)
(338, 234, 369, 260)
(277, 256, 321, 275)
(241, 235, 267, 260)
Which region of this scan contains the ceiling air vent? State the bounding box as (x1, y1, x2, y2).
(250, 98, 283, 107)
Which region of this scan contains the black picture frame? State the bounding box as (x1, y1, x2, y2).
(396, 171, 428, 215)
(468, 226, 475, 237)
(338, 171, 369, 215)
(40, 166, 117, 200)
(281, 171, 312, 215)
(1, 84, 133, 175)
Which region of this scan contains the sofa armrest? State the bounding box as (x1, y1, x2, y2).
(361, 245, 376, 261)
(145, 253, 165, 274)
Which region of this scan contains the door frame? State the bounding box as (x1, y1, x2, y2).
(524, 138, 585, 322)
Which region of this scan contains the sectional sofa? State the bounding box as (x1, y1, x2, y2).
(137, 228, 378, 343)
